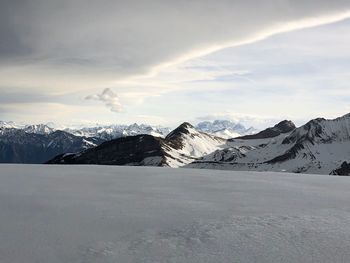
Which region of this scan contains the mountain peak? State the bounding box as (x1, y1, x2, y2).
(165, 122, 195, 141)
(236, 120, 295, 140)
(282, 115, 349, 145)
(274, 120, 296, 133)
(179, 122, 194, 129)
(23, 124, 54, 135)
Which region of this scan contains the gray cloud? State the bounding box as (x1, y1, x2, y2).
(1, 0, 350, 123)
(1, 0, 350, 78)
(85, 88, 123, 113)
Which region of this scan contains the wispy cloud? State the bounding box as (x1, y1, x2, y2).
(85, 88, 123, 113)
(2, 1, 350, 124)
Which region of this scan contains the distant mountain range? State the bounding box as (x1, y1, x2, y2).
(0, 121, 173, 139)
(0, 128, 103, 163)
(0, 120, 253, 163)
(47, 113, 350, 176)
(64, 124, 172, 140)
(195, 120, 257, 139)
(0, 120, 256, 139)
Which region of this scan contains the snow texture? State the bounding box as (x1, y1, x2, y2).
(1, 164, 350, 262)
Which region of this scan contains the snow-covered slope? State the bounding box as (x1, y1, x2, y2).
(164, 122, 226, 166)
(188, 114, 350, 175)
(195, 120, 257, 139)
(2, 165, 350, 263)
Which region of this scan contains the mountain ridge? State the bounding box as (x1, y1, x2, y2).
(0, 127, 103, 163)
(47, 122, 226, 167)
(3, 114, 350, 175)
(188, 114, 350, 175)
(47, 114, 350, 175)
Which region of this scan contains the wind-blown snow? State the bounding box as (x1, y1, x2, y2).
(1, 164, 350, 262)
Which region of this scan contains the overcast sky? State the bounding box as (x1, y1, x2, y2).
(1, 0, 350, 128)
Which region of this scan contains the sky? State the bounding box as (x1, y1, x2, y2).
(1, 0, 350, 129)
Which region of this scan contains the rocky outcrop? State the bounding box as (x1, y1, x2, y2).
(236, 120, 295, 140)
(330, 162, 350, 176)
(47, 134, 167, 166)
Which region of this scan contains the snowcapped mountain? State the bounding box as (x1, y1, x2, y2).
(64, 123, 171, 140)
(0, 119, 253, 142)
(0, 121, 23, 129)
(187, 114, 350, 175)
(195, 120, 257, 139)
(47, 122, 226, 167)
(56, 120, 257, 140)
(164, 123, 226, 166)
(235, 120, 295, 139)
(0, 127, 103, 163)
(23, 124, 54, 135)
(0, 121, 171, 163)
(5, 113, 350, 175)
(48, 113, 350, 175)
(0, 121, 172, 139)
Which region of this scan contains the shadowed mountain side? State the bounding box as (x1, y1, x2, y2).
(235, 120, 296, 140)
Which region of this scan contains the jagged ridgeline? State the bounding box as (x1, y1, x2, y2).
(2, 114, 350, 175)
(47, 123, 226, 167)
(47, 114, 350, 175)
(0, 120, 252, 164)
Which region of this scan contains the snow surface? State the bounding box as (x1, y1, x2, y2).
(1, 164, 350, 262)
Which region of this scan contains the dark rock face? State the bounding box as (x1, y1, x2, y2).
(47, 134, 167, 166)
(0, 128, 103, 163)
(282, 118, 326, 145)
(330, 162, 350, 176)
(165, 122, 194, 150)
(166, 122, 193, 138)
(275, 120, 297, 133)
(236, 120, 296, 140)
(265, 119, 328, 164)
(266, 142, 306, 164)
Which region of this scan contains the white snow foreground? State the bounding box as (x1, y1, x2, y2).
(1, 165, 350, 262)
